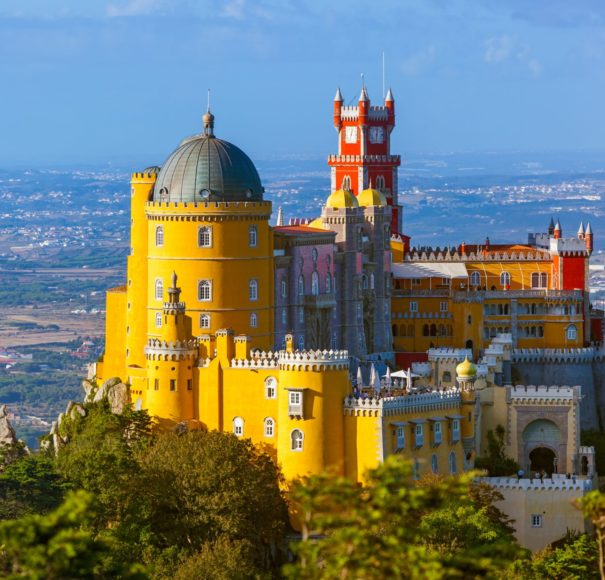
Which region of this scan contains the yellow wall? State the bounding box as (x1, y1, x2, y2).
(97, 286, 127, 382)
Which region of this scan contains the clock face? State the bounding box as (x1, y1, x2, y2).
(345, 126, 358, 144)
(369, 126, 384, 144)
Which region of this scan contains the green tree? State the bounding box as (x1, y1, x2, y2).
(0, 490, 145, 579)
(578, 490, 605, 579)
(55, 400, 151, 531)
(127, 430, 288, 577)
(475, 425, 520, 477)
(0, 452, 66, 520)
(284, 457, 523, 579)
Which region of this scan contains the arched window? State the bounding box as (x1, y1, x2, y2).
(298, 336, 304, 350)
(470, 271, 481, 286)
(249, 279, 258, 301)
(392, 324, 398, 337)
(264, 417, 275, 438)
(431, 453, 438, 474)
(423, 324, 429, 337)
(233, 417, 244, 437)
(370, 273, 375, 290)
(311, 271, 319, 296)
(312, 248, 318, 264)
(198, 226, 212, 247)
(155, 312, 162, 328)
(325, 273, 332, 293)
(291, 429, 304, 451)
(265, 377, 277, 399)
(376, 175, 385, 190)
(155, 226, 164, 247)
(567, 325, 577, 341)
(449, 451, 457, 474)
(281, 278, 287, 298)
(198, 280, 212, 301)
(298, 275, 304, 296)
(500, 271, 511, 287)
(200, 313, 211, 329)
(155, 278, 163, 301)
(430, 324, 437, 337)
(342, 175, 351, 190)
(248, 225, 258, 248)
(250, 312, 258, 328)
(531, 272, 547, 289)
(281, 308, 287, 325)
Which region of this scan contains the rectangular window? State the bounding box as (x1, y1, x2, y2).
(154, 378, 159, 391)
(187, 379, 192, 391)
(440, 301, 448, 312)
(396, 426, 405, 450)
(288, 391, 303, 416)
(410, 302, 418, 313)
(198, 280, 212, 301)
(412, 278, 421, 286)
(249, 225, 258, 248)
(414, 424, 424, 447)
(531, 515, 543, 528)
(452, 419, 460, 442)
(198, 226, 212, 248)
(433, 422, 442, 445)
(170, 379, 176, 392)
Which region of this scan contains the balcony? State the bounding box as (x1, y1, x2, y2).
(453, 289, 584, 302)
(304, 293, 337, 309)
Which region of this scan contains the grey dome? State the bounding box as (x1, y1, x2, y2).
(153, 134, 264, 203)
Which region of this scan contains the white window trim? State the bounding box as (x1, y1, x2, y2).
(198, 225, 212, 248)
(291, 428, 304, 451)
(198, 279, 212, 302)
(264, 417, 275, 438)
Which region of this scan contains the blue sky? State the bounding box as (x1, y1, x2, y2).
(1, 0, 604, 165)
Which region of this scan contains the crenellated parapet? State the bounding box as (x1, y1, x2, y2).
(278, 349, 349, 371)
(327, 154, 400, 164)
(343, 389, 461, 417)
(145, 338, 198, 361)
(405, 247, 551, 262)
(145, 200, 272, 222)
(508, 384, 580, 405)
(428, 348, 472, 363)
(512, 347, 604, 364)
(479, 475, 592, 492)
(231, 349, 280, 369)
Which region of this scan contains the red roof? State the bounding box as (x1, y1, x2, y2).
(274, 225, 334, 236)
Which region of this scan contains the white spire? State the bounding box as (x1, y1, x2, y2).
(578, 222, 585, 236)
(334, 87, 343, 102)
(586, 222, 593, 235)
(554, 219, 561, 231)
(359, 73, 369, 102)
(385, 87, 394, 101)
(276, 206, 284, 227)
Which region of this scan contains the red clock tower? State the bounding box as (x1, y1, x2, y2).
(328, 84, 402, 234)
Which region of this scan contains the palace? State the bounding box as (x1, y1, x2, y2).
(94, 83, 601, 548)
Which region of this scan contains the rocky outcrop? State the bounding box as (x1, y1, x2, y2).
(0, 405, 18, 447)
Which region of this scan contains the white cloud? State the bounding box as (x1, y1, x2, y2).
(484, 34, 542, 76)
(220, 0, 246, 20)
(401, 45, 436, 76)
(484, 34, 514, 63)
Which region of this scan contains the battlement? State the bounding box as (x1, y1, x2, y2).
(145, 200, 272, 218)
(405, 247, 551, 262)
(131, 171, 159, 181)
(512, 347, 603, 363)
(428, 348, 472, 362)
(231, 349, 279, 369)
(508, 384, 580, 403)
(344, 389, 461, 416)
(279, 349, 349, 371)
(145, 338, 198, 360)
(550, 237, 589, 256)
(479, 475, 592, 492)
(327, 154, 400, 165)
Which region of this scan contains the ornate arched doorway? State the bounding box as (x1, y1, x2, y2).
(522, 419, 561, 476)
(529, 447, 556, 475)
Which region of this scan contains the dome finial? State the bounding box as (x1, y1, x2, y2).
(203, 88, 215, 137)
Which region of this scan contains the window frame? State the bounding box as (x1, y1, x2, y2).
(198, 225, 212, 248)
(198, 279, 212, 302)
(248, 225, 258, 248)
(291, 428, 304, 451)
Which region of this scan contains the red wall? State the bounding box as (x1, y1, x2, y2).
(561, 256, 586, 290)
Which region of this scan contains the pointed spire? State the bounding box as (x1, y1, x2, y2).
(385, 87, 394, 101)
(586, 222, 593, 235)
(554, 219, 561, 231)
(334, 87, 343, 102)
(202, 88, 215, 137)
(359, 73, 369, 102)
(276, 206, 284, 227)
(578, 222, 585, 236)
(549, 216, 555, 228)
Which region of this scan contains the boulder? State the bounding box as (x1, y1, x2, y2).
(0, 405, 17, 447)
(106, 381, 130, 414)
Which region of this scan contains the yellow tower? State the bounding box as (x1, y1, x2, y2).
(144, 272, 196, 425)
(277, 334, 351, 479)
(456, 357, 478, 470)
(144, 110, 274, 350)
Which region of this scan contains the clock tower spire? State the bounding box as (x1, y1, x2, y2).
(328, 82, 402, 234)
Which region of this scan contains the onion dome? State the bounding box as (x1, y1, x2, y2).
(152, 113, 264, 203)
(325, 189, 359, 209)
(456, 357, 477, 379)
(357, 187, 387, 207)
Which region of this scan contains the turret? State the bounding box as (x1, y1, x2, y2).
(585, 222, 593, 255)
(548, 217, 555, 236)
(358, 84, 369, 125)
(385, 87, 395, 121)
(577, 222, 585, 240)
(554, 219, 562, 240)
(333, 88, 343, 131)
(456, 357, 478, 470)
